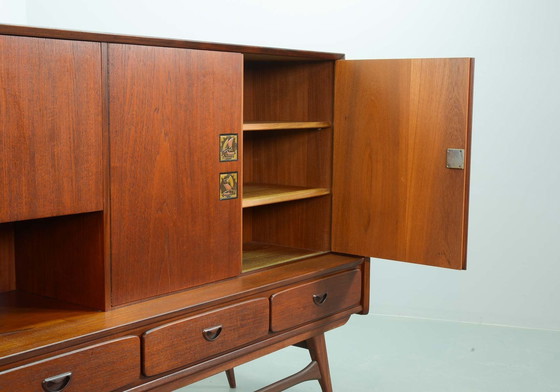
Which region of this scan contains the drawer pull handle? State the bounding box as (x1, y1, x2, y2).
(203, 325, 223, 341)
(313, 293, 328, 306)
(42, 372, 72, 392)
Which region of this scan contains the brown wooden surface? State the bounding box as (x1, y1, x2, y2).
(143, 298, 269, 376)
(249, 197, 332, 251)
(243, 184, 330, 208)
(14, 212, 106, 310)
(244, 61, 334, 123)
(360, 258, 371, 315)
(0, 336, 140, 392)
(226, 368, 236, 388)
(243, 121, 331, 131)
(0, 253, 362, 366)
(0, 35, 103, 223)
(0, 224, 15, 293)
(242, 242, 328, 272)
(244, 116, 332, 189)
(101, 42, 113, 311)
(332, 58, 473, 269)
(243, 61, 334, 253)
(307, 334, 333, 392)
(243, 209, 254, 243)
(270, 269, 362, 332)
(109, 44, 243, 306)
(119, 311, 356, 392)
(0, 24, 343, 61)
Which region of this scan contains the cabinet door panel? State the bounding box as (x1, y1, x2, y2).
(0, 36, 103, 223)
(109, 44, 242, 305)
(332, 59, 473, 269)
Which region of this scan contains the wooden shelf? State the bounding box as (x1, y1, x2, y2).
(0, 290, 97, 336)
(243, 184, 330, 208)
(242, 242, 328, 272)
(243, 121, 331, 132)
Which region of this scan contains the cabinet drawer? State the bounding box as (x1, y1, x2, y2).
(270, 269, 362, 332)
(142, 298, 269, 376)
(0, 336, 140, 392)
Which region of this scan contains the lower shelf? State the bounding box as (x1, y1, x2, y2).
(0, 290, 96, 336)
(242, 242, 328, 272)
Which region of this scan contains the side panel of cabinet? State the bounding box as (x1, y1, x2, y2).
(332, 59, 473, 269)
(109, 44, 243, 306)
(0, 36, 103, 223)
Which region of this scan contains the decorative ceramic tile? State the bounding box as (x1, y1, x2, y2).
(219, 134, 238, 162)
(219, 171, 238, 200)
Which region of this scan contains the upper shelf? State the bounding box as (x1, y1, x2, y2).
(243, 184, 330, 208)
(243, 121, 331, 132)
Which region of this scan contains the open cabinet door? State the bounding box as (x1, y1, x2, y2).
(332, 58, 473, 269)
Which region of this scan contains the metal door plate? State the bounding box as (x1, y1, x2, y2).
(446, 148, 465, 169)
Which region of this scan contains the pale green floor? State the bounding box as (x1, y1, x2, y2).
(176, 315, 560, 392)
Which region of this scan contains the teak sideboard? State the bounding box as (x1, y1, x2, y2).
(0, 24, 473, 392)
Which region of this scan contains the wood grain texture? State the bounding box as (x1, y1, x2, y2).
(142, 298, 269, 376)
(243, 122, 330, 131)
(0, 35, 103, 223)
(0, 24, 344, 61)
(0, 254, 363, 365)
(14, 212, 106, 310)
(244, 61, 334, 123)
(332, 58, 473, 269)
(244, 129, 332, 189)
(0, 224, 15, 293)
(270, 269, 362, 332)
(243, 61, 334, 253)
(0, 336, 140, 392)
(109, 44, 243, 306)
(243, 184, 330, 208)
(250, 197, 332, 251)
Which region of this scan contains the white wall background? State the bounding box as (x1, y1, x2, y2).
(1, 0, 559, 331)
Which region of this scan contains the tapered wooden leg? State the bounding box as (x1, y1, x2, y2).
(306, 334, 333, 392)
(225, 368, 236, 388)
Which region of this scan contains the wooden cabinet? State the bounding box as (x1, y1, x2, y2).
(0, 24, 473, 392)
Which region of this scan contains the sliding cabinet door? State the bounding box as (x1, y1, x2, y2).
(109, 44, 242, 305)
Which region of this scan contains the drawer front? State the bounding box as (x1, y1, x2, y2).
(0, 336, 140, 392)
(142, 298, 269, 376)
(270, 269, 362, 332)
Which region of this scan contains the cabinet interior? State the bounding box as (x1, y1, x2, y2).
(0, 212, 107, 313)
(242, 58, 335, 271)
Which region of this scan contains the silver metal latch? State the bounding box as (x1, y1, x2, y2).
(446, 148, 465, 169)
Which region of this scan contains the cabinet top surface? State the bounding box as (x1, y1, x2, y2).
(0, 24, 344, 61)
